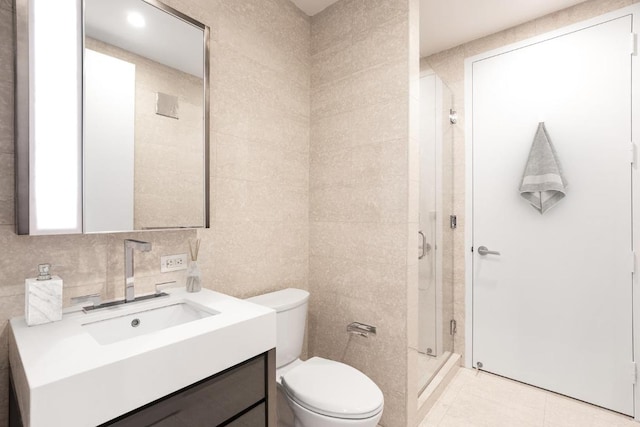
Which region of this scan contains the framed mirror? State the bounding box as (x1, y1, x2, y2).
(14, 0, 209, 235)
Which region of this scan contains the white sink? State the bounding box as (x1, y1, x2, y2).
(82, 301, 218, 345)
(9, 288, 276, 427)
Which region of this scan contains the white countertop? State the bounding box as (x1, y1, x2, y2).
(9, 288, 276, 427)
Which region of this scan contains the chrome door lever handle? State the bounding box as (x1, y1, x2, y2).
(477, 246, 500, 256)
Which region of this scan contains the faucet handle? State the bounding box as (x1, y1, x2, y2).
(155, 281, 179, 294)
(70, 293, 101, 308)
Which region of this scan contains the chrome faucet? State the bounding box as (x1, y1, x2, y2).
(124, 239, 152, 303)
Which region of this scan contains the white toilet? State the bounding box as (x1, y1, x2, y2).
(247, 288, 384, 427)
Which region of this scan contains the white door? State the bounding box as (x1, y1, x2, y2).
(471, 16, 634, 415)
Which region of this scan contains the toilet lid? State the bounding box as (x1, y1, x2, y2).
(281, 357, 384, 420)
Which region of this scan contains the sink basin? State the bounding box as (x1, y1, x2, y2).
(82, 301, 218, 345)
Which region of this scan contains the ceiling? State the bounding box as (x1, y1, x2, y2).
(291, 0, 588, 57)
(419, 0, 587, 57)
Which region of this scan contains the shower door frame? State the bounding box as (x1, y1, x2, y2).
(463, 3, 640, 420)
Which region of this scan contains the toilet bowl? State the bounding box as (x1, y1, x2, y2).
(247, 289, 384, 427)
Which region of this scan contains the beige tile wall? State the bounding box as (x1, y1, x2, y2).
(0, 0, 309, 425)
(421, 0, 640, 365)
(308, 0, 419, 426)
(195, 0, 310, 299)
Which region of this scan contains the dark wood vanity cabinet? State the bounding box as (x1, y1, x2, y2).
(101, 350, 276, 427)
(10, 350, 276, 427)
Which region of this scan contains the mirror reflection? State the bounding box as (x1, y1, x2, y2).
(84, 0, 207, 232)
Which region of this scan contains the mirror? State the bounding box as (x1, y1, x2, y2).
(417, 71, 455, 394)
(84, 0, 209, 232)
(14, 0, 209, 235)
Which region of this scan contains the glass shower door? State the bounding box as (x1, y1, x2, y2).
(417, 73, 454, 394)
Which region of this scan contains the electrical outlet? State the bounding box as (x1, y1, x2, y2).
(160, 254, 188, 273)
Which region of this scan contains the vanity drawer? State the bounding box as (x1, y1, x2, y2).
(102, 354, 266, 426)
(226, 403, 266, 427)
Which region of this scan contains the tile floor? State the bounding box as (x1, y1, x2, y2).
(420, 368, 636, 427)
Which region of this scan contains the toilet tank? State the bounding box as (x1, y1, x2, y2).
(246, 288, 309, 368)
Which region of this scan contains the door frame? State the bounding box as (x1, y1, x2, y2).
(463, 4, 640, 419)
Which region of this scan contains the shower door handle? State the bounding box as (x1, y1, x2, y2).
(477, 246, 500, 256)
(418, 231, 431, 259)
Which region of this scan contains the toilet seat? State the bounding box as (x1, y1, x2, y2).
(281, 357, 384, 420)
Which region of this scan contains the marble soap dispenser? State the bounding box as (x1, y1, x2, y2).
(25, 264, 63, 326)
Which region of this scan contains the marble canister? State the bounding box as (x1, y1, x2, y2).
(25, 264, 63, 326)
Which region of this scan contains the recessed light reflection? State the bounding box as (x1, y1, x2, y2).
(127, 11, 145, 28)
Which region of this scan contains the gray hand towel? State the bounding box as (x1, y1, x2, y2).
(519, 122, 567, 214)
